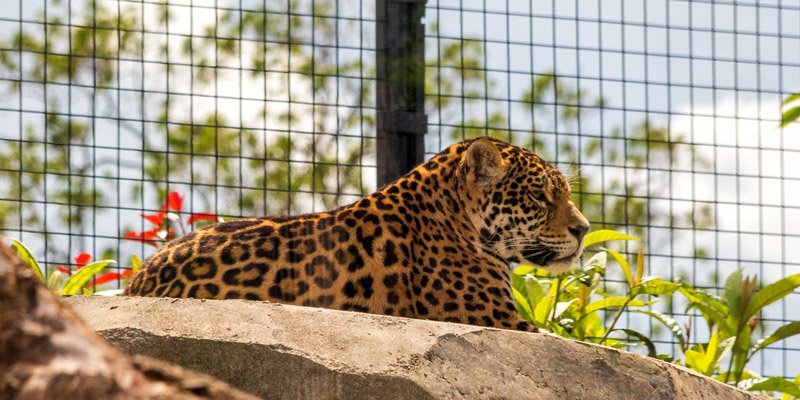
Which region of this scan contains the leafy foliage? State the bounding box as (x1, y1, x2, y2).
(678, 270, 800, 396)
(10, 191, 208, 293)
(513, 230, 800, 398)
(513, 230, 679, 351)
(781, 93, 800, 127)
(10, 239, 119, 295)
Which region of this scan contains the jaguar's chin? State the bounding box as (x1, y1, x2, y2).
(522, 247, 582, 274)
(541, 255, 579, 274)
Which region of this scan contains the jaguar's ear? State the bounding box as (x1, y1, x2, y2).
(463, 139, 506, 186)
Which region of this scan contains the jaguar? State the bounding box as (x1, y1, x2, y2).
(125, 138, 590, 332)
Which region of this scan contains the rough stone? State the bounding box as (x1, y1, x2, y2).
(0, 241, 258, 400)
(66, 296, 761, 400)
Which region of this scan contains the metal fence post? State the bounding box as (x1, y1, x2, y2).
(376, 0, 428, 186)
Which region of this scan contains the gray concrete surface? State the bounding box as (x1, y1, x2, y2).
(65, 296, 760, 400)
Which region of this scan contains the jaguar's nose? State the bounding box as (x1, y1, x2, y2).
(568, 222, 589, 242)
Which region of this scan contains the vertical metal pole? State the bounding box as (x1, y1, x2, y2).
(376, 0, 428, 186)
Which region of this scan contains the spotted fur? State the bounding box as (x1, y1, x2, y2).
(125, 138, 589, 332)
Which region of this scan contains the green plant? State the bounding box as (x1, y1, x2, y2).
(8, 190, 211, 294)
(512, 230, 681, 355)
(9, 238, 122, 295)
(512, 229, 800, 398)
(678, 270, 800, 396)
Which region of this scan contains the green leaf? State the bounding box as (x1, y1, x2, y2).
(582, 296, 647, 316)
(685, 330, 732, 376)
(131, 254, 143, 274)
(604, 248, 633, 288)
(59, 260, 115, 295)
(513, 265, 535, 276)
(553, 299, 578, 319)
(575, 252, 607, 287)
(752, 321, 800, 354)
(687, 302, 735, 335)
(733, 325, 752, 374)
(784, 374, 800, 400)
(583, 229, 639, 248)
(633, 309, 686, 349)
(679, 286, 730, 332)
(514, 264, 548, 277)
(635, 246, 644, 286)
(578, 311, 605, 339)
(710, 333, 736, 376)
(716, 336, 736, 362)
(582, 251, 607, 273)
(743, 377, 800, 397)
(783, 93, 800, 105)
(534, 280, 559, 324)
(534, 295, 555, 325)
(524, 275, 545, 310)
(781, 106, 800, 128)
(723, 269, 744, 313)
(46, 269, 65, 290)
(513, 287, 534, 323)
(511, 273, 525, 295)
(744, 274, 800, 321)
(684, 348, 708, 375)
(633, 277, 681, 296)
(616, 328, 657, 358)
(9, 238, 44, 283)
(722, 270, 749, 333)
(679, 286, 727, 314)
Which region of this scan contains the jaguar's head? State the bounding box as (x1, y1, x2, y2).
(458, 138, 589, 273)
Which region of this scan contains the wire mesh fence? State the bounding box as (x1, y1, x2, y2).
(0, 0, 799, 380)
(424, 0, 800, 378)
(0, 0, 377, 276)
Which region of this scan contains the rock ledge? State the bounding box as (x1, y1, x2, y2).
(66, 296, 759, 400)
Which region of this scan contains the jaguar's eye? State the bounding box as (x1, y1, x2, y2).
(529, 190, 547, 204)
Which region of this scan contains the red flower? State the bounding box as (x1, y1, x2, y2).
(167, 192, 183, 212)
(187, 213, 221, 225)
(74, 253, 92, 268)
(141, 212, 166, 226)
(123, 227, 176, 247)
(86, 269, 134, 288)
(55, 252, 93, 275)
(124, 192, 217, 248)
(123, 228, 161, 247)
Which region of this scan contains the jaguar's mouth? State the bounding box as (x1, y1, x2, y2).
(522, 246, 582, 273)
(521, 246, 557, 267)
